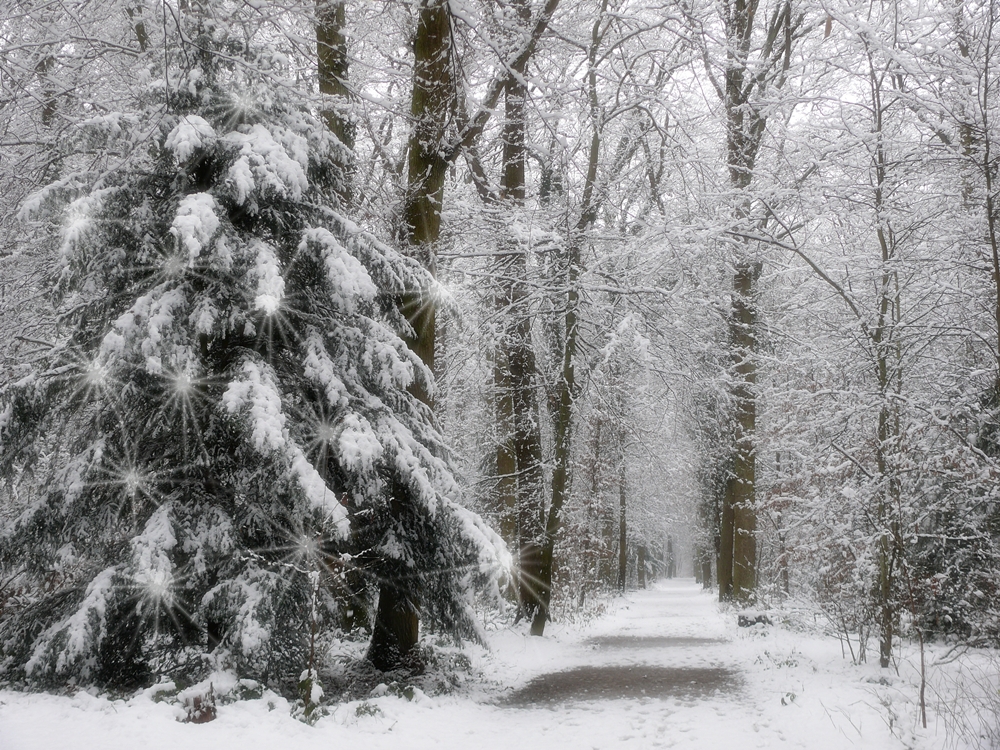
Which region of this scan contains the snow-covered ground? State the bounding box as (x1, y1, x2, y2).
(1, 579, 995, 749)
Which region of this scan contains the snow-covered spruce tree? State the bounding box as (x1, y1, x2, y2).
(0, 4, 505, 691)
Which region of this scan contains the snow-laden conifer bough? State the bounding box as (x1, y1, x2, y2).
(0, 3, 508, 695)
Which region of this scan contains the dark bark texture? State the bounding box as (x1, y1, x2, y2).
(369, 0, 453, 670)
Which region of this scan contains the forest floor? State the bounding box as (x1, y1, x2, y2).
(1, 579, 995, 749)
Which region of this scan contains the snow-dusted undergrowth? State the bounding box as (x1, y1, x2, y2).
(2, 580, 995, 750)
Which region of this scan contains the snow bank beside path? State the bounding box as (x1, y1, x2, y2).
(1, 580, 993, 750)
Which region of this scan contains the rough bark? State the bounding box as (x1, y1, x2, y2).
(494, 355, 517, 544)
(367, 578, 421, 672)
(462, 0, 549, 622)
(513, 328, 545, 618)
(317, 0, 352, 145)
(586, 417, 610, 586)
(729, 262, 759, 600)
(714, 0, 795, 605)
(492, 347, 516, 555)
(369, 0, 453, 670)
(717, 487, 735, 599)
(316, 0, 354, 203)
(35, 55, 57, 128)
(398, 0, 452, 393)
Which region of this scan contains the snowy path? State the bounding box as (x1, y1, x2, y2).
(502, 580, 738, 708)
(0, 579, 940, 749)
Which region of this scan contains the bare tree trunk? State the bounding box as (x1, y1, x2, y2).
(369, 0, 452, 671)
(713, 0, 796, 605)
(530, 230, 582, 635)
(729, 262, 758, 601)
(513, 333, 545, 619)
(398, 0, 451, 385)
(953, 0, 980, 209)
(317, 0, 353, 147)
(35, 54, 57, 127)
(126, 5, 150, 53)
(777, 517, 790, 596)
(368, 570, 420, 671)
(494, 355, 517, 545)
(637, 546, 646, 589)
(586, 417, 612, 588)
(866, 39, 902, 669)
(499, 1, 546, 620)
(617, 452, 627, 592)
(979, 42, 1000, 398)
(874, 320, 900, 671)
(529, 0, 608, 637)
(316, 0, 354, 203)
(718, 491, 735, 599)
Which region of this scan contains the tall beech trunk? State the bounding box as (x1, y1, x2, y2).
(399, 0, 451, 386)
(369, 0, 452, 671)
(316, 0, 354, 203)
(493, 0, 546, 621)
(729, 261, 759, 599)
(450, 0, 559, 623)
(713, 0, 796, 605)
(617, 452, 627, 592)
(494, 355, 517, 545)
(36, 54, 57, 127)
(718, 466, 735, 599)
(530, 1, 608, 636)
(869, 45, 902, 668)
(777, 514, 790, 596)
(613, 357, 630, 594)
(585, 417, 610, 586)
(530, 230, 582, 635)
(315, 0, 371, 636)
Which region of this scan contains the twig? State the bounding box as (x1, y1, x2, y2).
(15, 335, 55, 349)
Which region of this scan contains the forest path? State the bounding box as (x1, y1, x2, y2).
(501, 580, 740, 707)
(465, 578, 916, 749)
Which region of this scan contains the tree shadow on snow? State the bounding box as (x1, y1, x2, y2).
(584, 636, 725, 649)
(501, 665, 740, 707)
